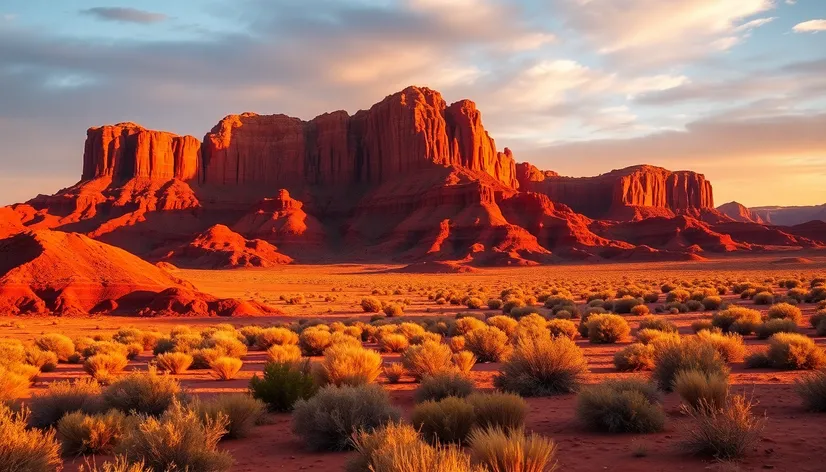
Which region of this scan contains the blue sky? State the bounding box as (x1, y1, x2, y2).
(1, 0, 825, 206)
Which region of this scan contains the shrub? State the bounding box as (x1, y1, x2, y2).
(766, 302, 803, 323)
(753, 291, 774, 305)
(84, 353, 129, 383)
(266, 344, 302, 364)
(383, 362, 405, 384)
(57, 410, 126, 455)
(452, 351, 477, 373)
(674, 369, 729, 410)
(383, 303, 404, 317)
(315, 344, 382, 387)
(487, 299, 503, 310)
(299, 328, 332, 356)
(120, 400, 232, 471)
(466, 392, 526, 431)
(194, 393, 265, 439)
(712, 307, 762, 334)
(454, 317, 487, 336)
(34, 333, 75, 362)
(414, 372, 475, 403)
(652, 338, 729, 391)
(575, 380, 665, 433)
(755, 318, 798, 339)
(0, 365, 31, 403)
(358, 436, 473, 472)
(680, 395, 765, 460)
(103, 369, 181, 416)
(202, 334, 247, 358)
(638, 316, 677, 333)
(468, 427, 558, 472)
(819, 318, 826, 337)
(795, 369, 826, 412)
(0, 405, 62, 472)
(361, 297, 383, 313)
(464, 326, 510, 362)
(546, 319, 578, 339)
(378, 333, 409, 353)
(402, 341, 455, 380)
(250, 361, 317, 412)
(412, 396, 476, 444)
(292, 384, 400, 451)
(210, 357, 243, 380)
(691, 319, 715, 333)
(347, 422, 422, 472)
(666, 289, 690, 303)
(486, 315, 519, 336)
(28, 378, 104, 428)
(25, 348, 58, 372)
(494, 335, 588, 396)
(613, 343, 656, 371)
(635, 328, 679, 345)
(744, 351, 772, 368)
(612, 297, 644, 314)
(701, 296, 723, 310)
(254, 327, 298, 349)
(155, 352, 193, 374)
(586, 314, 630, 344)
(767, 333, 826, 369)
(696, 331, 746, 362)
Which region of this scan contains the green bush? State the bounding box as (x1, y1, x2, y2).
(249, 361, 317, 412)
(586, 314, 630, 344)
(0, 405, 62, 472)
(194, 393, 265, 439)
(795, 369, 826, 412)
(292, 384, 400, 451)
(613, 343, 656, 371)
(57, 409, 126, 455)
(575, 379, 665, 433)
(468, 427, 558, 472)
(414, 372, 475, 403)
(103, 369, 182, 416)
(494, 336, 588, 396)
(767, 333, 826, 369)
(402, 341, 454, 380)
(466, 392, 527, 431)
(652, 338, 729, 391)
(674, 369, 729, 410)
(412, 396, 476, 444)
(28, 378, 104, 428)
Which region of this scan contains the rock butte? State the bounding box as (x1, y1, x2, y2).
(2, 85, 824, 285)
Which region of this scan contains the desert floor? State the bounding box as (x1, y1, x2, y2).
(2, 254, 826, 472)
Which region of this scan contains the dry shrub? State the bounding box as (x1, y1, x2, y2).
(383, 362, 406, 383)
(120, 400, 232, 471)
(486, 316, 519, 337)
(194, 393, 265, 439)
(546, 319, 578, 339)
(652, 338, 729, 391)
(680, 395, 765, 460)
(360, 436, 476, 472)
(636, 329, 679, 345)
(767, 333, 826, 370)
(155, 352, 193, 375)
(575, 379, 665, 433)
(84, 353, 129, 383)
(691, 319, 715, 333)
(0, 405, 62, 472)
(103, 369, 182, 416)
(712, 307, 762, 334)
(0, 364, 32, 403)
(34, 333, 75, 362)
(414, 372, 475, 403)
(453, 351, 477, 373)
(315, 344, 382, 386)
(292, 384, 400, 451)
(347, 422, 422, 472)
(454, 317, 488, 336)
(613, 343, 656, 371)
(464, 326, 511, 362)
(696, 331, 746, 362)
(28, 378, 104, 428)
(57, 410, 127, 455)
(402, 341, 454, 380)
(299, 328, 332, 356)
(378, 333, 409, 353)
(795, 369, 826, 412)
(468, 427, 558, 472)
(254, 327, 298, 349)
(249, 360, 317, 412)
(637, 316, 677, 333)
(466, 392, 527, 431)
(25, 348, 58, 372)
(361, 297, 383, 313)
(494, 335, 588, 396)
(210, 357, 243, 380)
(586, 314, 630, 344)
(755, 318, 798, 339)
(266, 344, 302, 363)
(766, 302, 803, 323)
(753, 291, 775, 305)
(674, 369, 730, 410)
(412, 396, 476, 444)
(77, 456, 152, 472)
(201, 334, 247, 359)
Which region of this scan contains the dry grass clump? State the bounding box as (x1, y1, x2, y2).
(292, 384, 400, 451)
(546, 319, 578, 339)
(486, 315, 519, 336)
(103, 369, 182, 416)
(299, 327, 333, 356)
(0, 405, 62, 472)
(755, 318, 798, 339)
(194, 393, 265, 439)
(120, 400, 232, 471)
(680, 395, 765, 460)
(466, 392, 527, 431)
(652, 337, 729, 391)
(250, 360, 317, 412)
(586, 314, 630, 344)
(266, 344, 302, 363)
(84, 352, 129, 383)
(635, 328, 680, 345)
(314, 343, 382, 386)
(638, 316, 677, 333)
(712, 307, 762, 335)
(465, 326, 511, 362)
(674, 369, 730, 410)
(378, 333, 410, 353)
(254, 327, 298, 349)
(468, 427, 558, 472)
(361, 297, 383, 313)
(402, 340, 454, 380)
(383, 362, 406, 383)
(25, 347, 59, 372)
(453, 351, 478, 373)
(753, 291, 775, 305)
(696, 331, 746, 362)
(766, 333, 826, 370)
(210, 357, 243, 380)
(613, 343, 656, 371)
(34, 333, 75, 362)
(57, 409, 127, 455)
(155, 352, 193, 374)
(0, 364, 33, 403)
(702, 296, 723, 310)
(347, 422, 422, 472)
(412, 396, 476, 444)
(414, 372, 475, 403)
(575, 379, 665, 433)
(766, 302, 803, 323)
(691, 319, 715, 333)
(794, 369, 826, 412)
(354, 430, 476, 472)
(494, 335, 588, 396)
(28, 378, 104, 428)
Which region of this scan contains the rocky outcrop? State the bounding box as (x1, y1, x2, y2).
(83, 123, 200, 181)
(518, 164, 715, 220)
(717, 202, 765, 224)
(157, 224, 293, 269)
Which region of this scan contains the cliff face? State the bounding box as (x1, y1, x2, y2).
(83, 123, 201, 181)
(717, 202, 765, 224)
(201, 86, 517, 188)
(518, 165, 714, 220)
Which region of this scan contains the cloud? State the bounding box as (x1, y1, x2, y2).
(80, 7, 168, 24)
(793, 20, 826, 33)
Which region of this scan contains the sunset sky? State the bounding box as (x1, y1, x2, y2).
(1, 0, 825, 207)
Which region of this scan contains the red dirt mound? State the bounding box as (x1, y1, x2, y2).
(0, 230, 279, 316)
(770, 257, 814, 264)
(157, 224, 293, 269)
(391, 261, 478, 273)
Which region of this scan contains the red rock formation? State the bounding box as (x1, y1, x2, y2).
(83, 123, 200, 181)
(232, 189, 326, 252)
(518, 164, 715, 220)
(595, 215, 747, 252)
(158, 224, 293, 269)
(717, 202, 765, 224)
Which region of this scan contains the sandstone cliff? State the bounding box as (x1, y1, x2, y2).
(716, 202, 765, 224)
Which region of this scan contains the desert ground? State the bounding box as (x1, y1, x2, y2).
(3, 254, 826, 472)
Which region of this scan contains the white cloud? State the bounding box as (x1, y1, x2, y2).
(793, 20, 826, 33)
(734, 17, 776, 32)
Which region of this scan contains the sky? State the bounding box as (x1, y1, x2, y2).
(1, 0, 825, 207)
